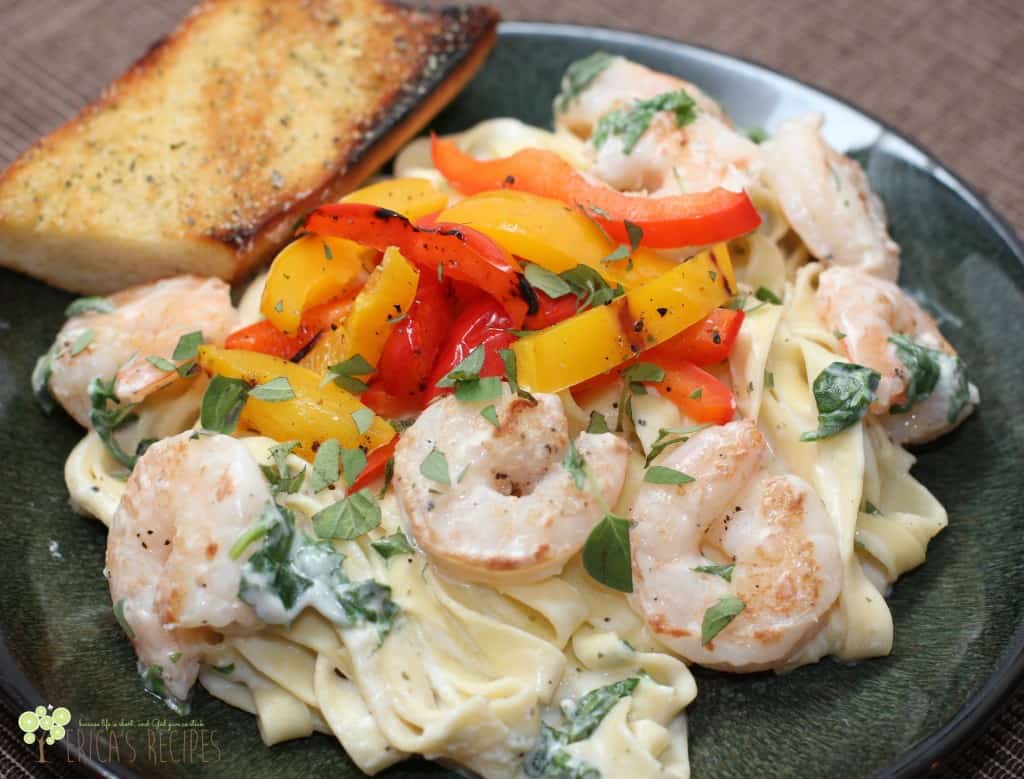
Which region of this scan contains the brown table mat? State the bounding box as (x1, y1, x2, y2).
(0, 1, 1022, 777)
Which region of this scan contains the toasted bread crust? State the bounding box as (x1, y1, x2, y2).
(0, 0, 498, 294)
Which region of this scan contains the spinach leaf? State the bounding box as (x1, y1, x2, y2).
(888, 335, 940, 413)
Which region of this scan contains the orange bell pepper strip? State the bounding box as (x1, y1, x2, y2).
(197, 345, 394, 460)
(643, 308, 745, 366)
(658, 360, 736, 425)
(430, 134, 761, 248)
(224, 295, 353, 360)
(301, 203, 530, 327)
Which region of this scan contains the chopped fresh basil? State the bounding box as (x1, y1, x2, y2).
(523, 724, 599, 778)
(888, 334, 940, 413)
(556, 50, 614, 112)
(765, 370, 775, 390)
(834, 330, 847, 341)
(863, 500, 881, 516)
(213, 663, 235, 675)
(379, 457, 395, 498)
(800, 362, 880, 441)
(261, 440, 303, 495)
(562, 440, 588, 491)
(351, 407, 374, 435)
(65, 296, 114, 317)
(583, 514, 632, 593)
(147, 355, 176, 372)
(481, 404, 499, 427)
(172, 331, 204, 362)
(249, 376, 295, 402)
(586, 410, 610, 434)
(454, 375, 502, 404)
(701, 596, 745, 645)
(559, 265, 625, 311)
(200, 375, 250, 434)
(645, 424, 711, 467)
(499, 348, 536, 403)
(89, 376, 141, 469)
(168, 652, 182, 664)
(643, 466, 694, 485)
(325, 354, 374, 394)
(593, 89, 698, 154)
(436, 345, 485, 387)
(372, 530, 413, 560)
(754, 286, 782, 305)
(525, 262, 573, 299)
(624, 220, 644, 251)
(69, 328, 94, 356)
(341, 447, 367, 487)
(420, 448, 450, 486)
(310, 439, 341, 493)
(689, 388, 703, 400)
(313, 490, 382, 540)
(622, 362, 664, 395)
(31, 342, 58, 414)
(692, 563, 734, 581)
(323, 241, 333, 260)
(113, 599, 134, 639)
(599, 244, 631, 265)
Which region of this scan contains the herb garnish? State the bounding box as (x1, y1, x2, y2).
(436, 345, 502, 403)
(200, 375, 250, 434)
(310, 439, 341, 492)
(555, 51, 614, 112)
(701, 596, 745, 645)
(800, 362, 880, 441)
(593, 90, 698, 154)
(420, 448, 450, 486)
(341, 447, 367, 487)
(585, 410, 610, 434)
(65, 296, 115, 317)
(481, 404, 499, 427)
(644, 424, 711, 467)
(692, 563, 734, 581)
(372, 530, 413, 560)
(888, 334, 940, 413)
(325, 354, 374, 394)
(313, 490, 382, 540)
(754, 286, 782, 305)
(261, 440, 305, 495)
(69, 329, 94, 356)
(583, 514, 633, 593)
(643, 466, 694, 485)
(89, 376, 141, 469)
(248, 376, 295, 402)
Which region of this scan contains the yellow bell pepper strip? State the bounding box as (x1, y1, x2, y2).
(437, 190, 676, 288)
(341, 177, 448, 221)
(430, 134, 761, 248)
(260, 234, 368, 334)
(197, 345, 394, 460)
(512, 244, 735, 392)
(299, 246, 420, 375)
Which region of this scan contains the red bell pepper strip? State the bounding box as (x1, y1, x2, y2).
(372, 274, 455, 410)
(658, 360, 736, 425)
(426, 297, 516, 402)
(224, 296, 352, 360)
(302, 203, 529, 327)
(430, 135, 761, 249)
(347, 438, 397, 495)
(643, 308, 745, 366)
(523, 290, 579, 331)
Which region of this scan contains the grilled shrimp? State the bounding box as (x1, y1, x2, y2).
(817, 266, 978, 443)
(763, 114, 900, 280)
(556, 56, 762, 195)
(630, 420, 842, 672)
(107, 432, 270, 703)
(393, 389, 631, 586)
(49, 275, 238, 427)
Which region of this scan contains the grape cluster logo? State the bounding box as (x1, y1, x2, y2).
(18, 704, 71, 763)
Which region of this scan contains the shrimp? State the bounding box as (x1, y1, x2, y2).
(49, 275, 238, 427)
(555, 56, 762, 195)
(817, 266, 978, 443)
(393, 390, 631, 586)
(107, 432, 270, 702)
(763, 114, 900, 280)
(630, 420, 842, 672)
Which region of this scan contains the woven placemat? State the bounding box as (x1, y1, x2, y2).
(0, 1, 1021, 777)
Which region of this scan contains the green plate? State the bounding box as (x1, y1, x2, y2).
(1, 21, 1022, 779)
